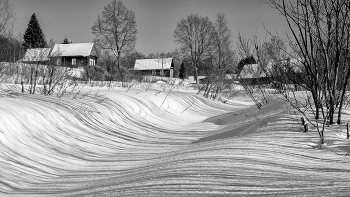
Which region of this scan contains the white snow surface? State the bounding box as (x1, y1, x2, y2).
(1, 85, 350, 196)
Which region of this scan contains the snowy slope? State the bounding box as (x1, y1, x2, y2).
(1, 85, 350, 196)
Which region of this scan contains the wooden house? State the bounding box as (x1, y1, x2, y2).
(130, 58, 174, 78)
(50, 43, 98, 68)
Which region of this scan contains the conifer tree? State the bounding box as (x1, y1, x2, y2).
(179, 62, 186, 79)
(22, 13, 47, 50)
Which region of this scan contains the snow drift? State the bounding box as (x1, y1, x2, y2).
(1, 86, 350, 196)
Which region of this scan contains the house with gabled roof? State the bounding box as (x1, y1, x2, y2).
(238, 63, 270, 85)
(238, 58, 305, 85)
(19, 43, 99, 69)
(130, 58, 174, 78)
(50, 43, 98, 68)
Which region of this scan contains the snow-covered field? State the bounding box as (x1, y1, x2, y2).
(1, 84, 350, 196)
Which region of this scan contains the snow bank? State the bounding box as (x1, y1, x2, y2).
(1, 86, 350, 196)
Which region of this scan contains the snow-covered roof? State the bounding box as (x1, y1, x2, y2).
(133, 58, 173, 70)
(239, 64, 266, 79)
(266, 58, 304, 74)
(50, 43, 97, 57)
(21, 48, 52, 62)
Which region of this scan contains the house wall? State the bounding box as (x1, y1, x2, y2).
(58, 56, 97, 68)
(133, 69, 173, 77)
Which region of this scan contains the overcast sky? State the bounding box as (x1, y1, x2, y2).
(13, 0, 288, 56)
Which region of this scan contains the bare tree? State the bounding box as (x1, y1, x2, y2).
(0, 0, 18, 96)
(236, 34, 267, 108)
(0, 0, 15, 38)
(212, 13, 234, 77)
(237, 32, 254, 60)
(92, 0, 137, 81)
(266, 0, 350, 144)
(200, 13, 236, 99)
(174, 14, 215, 84)
(0, 0, 17, 64)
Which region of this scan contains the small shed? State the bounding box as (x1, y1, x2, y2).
(131, 58, 174, 78)
(50, 43, 98, 68)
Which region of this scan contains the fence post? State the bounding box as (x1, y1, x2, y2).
(304, 124, 308, 132)
(347, 123, 349, 139)
(301, 117, 308, 132)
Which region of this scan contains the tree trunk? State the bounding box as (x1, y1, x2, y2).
(29, 66, 33, 94)
(48, 66, 55, 95)
(32, 66, 39, 94)
(312, 92, 319, 120)
(336, 66, 350, 124)
(117, 51, 122, 81)
(21, 81, 24, 93)
(329, 109, 334, 125)
(204, 78, 210, 97)
(195, 65, 199, 84)
(337, 88, 347, 125)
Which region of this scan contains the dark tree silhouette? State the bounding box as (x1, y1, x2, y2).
(22, 13, 47, 50)
(179, 62, 186, 79)
(62, 37, 69, 44)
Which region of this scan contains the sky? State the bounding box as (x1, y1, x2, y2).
(12, 0, 288, 56)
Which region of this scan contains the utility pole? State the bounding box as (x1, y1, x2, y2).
(161, 53, 163, 80)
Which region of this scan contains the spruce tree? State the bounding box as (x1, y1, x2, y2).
(179, 62, 186, 79)
(22, 13, 47, 50)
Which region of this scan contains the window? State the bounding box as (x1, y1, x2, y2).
(152, 70, 156, 76)
(72, 58, 76, 65)
(89, 58, 96, 65)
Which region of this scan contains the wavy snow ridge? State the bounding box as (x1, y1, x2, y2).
(1, 87, 350, 196)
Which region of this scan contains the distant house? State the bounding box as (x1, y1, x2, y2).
(198, 74, 238, 84)
(238, 63, 270, 84)
(20, 48, 52, 64)
(131, 58, 174, 78)
(50, 43, 98, 68)
(189, 76, 206, 84)
(238, 64, 265, 79)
